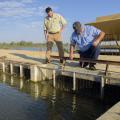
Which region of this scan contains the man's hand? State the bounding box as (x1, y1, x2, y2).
(70, 44, 74, 60)
(93, 31, 105, 47)
(45, 35, 48, 41)
(60, 25, 66, 33)
(44, 30, 48, 41)
(69, 53, 74, 60)
(60, 28, 63, 33)
(93, 40, 99, 47)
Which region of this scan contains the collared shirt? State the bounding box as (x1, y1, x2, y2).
(44, 13, 67, 33)
(70, 25, 101, 52)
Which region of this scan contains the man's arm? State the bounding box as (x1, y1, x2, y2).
(93, 31, 105, 47)
(44, 18, 48, 41)
(61, 24, 66, 32)
(59, 15, 67, 32)
(44, 30, 48, 41)
(70, 44, 75, 60)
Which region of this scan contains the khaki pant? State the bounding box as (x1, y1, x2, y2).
(47, 32, 61, 41)
(46, 32, 64, 61)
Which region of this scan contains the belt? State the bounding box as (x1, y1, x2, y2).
(48, 31, 60, 34)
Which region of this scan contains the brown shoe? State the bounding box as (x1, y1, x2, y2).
(89, 66, 96, 70)
(60, 59, 66, 66)
(45, 59, 50, 64)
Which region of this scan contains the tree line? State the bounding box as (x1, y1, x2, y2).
(0, 41, 69, 49)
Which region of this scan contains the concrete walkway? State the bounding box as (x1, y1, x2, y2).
(0, 49, 120, 72)
(97, 101, 120, 120)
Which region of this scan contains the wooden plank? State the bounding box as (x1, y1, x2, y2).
(5, 60, 35, 66)
(51, 55, 120, 65)
(100, 45, 120, 49)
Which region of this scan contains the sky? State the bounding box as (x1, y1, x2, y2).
(0, 0, 120, 43)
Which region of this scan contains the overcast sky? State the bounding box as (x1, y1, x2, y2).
(0, 0, 120, 43)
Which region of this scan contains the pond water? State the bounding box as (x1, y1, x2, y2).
(0, 73, 110, 120)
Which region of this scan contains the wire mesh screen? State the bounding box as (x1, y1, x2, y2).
(100, 34, 120, 55)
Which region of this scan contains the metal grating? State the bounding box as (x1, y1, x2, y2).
(100, 34, 120, 55)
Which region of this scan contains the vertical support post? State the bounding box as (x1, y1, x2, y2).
(2, 62, 5, 73)
(30, 65, 38, 82)
(20, 79, 23, 90)
(1, 62, 5, 73)
(116, 34, 120, 54)
(105, 64, 109, 75)
(105, 64, 109, 84)
(73, 72, 76, 91)
(20, 65, 23, 78)
(10, 63, 13, 75)
(33, 65, 38, 82)
(101, 76, 105, 99)
(53, 70, 56, 88)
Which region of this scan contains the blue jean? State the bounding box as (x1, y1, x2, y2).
(79, 45, 100, 67)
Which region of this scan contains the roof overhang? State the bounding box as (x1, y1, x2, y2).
(86, 18, 120, 34)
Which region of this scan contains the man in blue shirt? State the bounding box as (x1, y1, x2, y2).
(70, 21, 105, 70)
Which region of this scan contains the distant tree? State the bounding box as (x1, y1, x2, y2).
(10, 41, 15, 45)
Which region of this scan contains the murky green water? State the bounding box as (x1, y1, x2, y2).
(0, 73, 110, 120)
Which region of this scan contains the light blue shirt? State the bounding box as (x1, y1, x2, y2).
(70, 25, 101, 52)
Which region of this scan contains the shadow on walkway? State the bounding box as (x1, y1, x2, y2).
(10, 53, 79, 67)
(10, 53, 45, 63)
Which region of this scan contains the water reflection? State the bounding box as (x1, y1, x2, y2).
(51, 89, 56, 107)
(10, 76, 14, 86)
(2, 74, 6, 83)
(72, 95, 77, 113)
(29, 83, 39, 99)
(1, 74, 54, 100)
(0, 73, 110, 120)
(19, 79, 24, 90)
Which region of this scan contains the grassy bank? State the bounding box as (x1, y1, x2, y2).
(0, 41, 69, 49)
(0, 41, 46, 49)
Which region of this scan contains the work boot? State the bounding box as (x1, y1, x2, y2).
(60, 59, 66, 66)
(45, 58, 51, 64)
(89, 65, 96, 70)
(79, 62, 89, 68)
